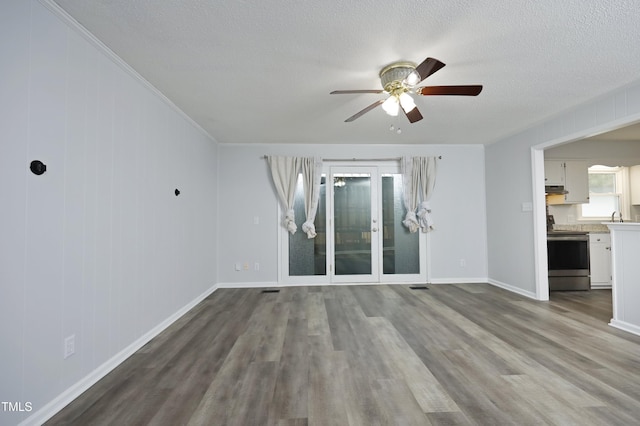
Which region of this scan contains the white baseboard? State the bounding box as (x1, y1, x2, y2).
(20, 284, 219, 426)
(609, 319, 640, 337)
(487, 278, 538, 300)
(217, 281, 280, 288)
(218, 280, 489, 288)
(590, 284, 612, 290)
(216, 282, 398, 288)
(429, 277, 489, 285)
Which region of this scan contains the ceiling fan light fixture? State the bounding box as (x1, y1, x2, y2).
(379, 61, 417, 91)
(405, 70, 420, 86)
(381, 95, 400, 116)
(399, 92, 417, 112)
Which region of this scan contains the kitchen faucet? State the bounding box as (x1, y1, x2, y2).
(611, 211, 624, 222)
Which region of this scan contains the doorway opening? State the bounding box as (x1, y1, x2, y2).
(531, 118, 640, 302)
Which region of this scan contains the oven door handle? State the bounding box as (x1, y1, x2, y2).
(547, 236, 589, 242)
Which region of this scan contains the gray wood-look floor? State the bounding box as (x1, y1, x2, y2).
(46, 285, 640, 426)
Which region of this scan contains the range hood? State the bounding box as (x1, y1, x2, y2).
(545, 185, 568, 195)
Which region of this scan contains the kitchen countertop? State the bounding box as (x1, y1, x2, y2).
(552, 224, 612, 233)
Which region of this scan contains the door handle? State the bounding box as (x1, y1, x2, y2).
(372, 228, 378, 232)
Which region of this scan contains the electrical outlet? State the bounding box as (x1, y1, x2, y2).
(235, 262, 241, 271)
(243, 262, 249, 270)
(459, 259, 466, 267)
(64, 334, 75, 359)
(254, 262, 260, 271)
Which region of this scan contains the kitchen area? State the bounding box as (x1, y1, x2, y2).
(544, 158, 640, 290)
(544, 133, 640, 335)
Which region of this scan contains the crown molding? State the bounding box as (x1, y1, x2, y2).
(37, 0, 216, 143)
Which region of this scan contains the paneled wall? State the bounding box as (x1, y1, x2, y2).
(0, 2, 218, 424)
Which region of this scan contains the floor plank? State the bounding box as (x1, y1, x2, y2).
(45, 286, 640, 426)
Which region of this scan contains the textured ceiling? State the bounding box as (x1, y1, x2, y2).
(52, 0, 640, 145)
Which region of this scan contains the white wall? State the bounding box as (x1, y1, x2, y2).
(217, 143, 488, 285)
(486, 81, 640, 297)
(0, 1, 218, 425)
(545, 139, 640, 167)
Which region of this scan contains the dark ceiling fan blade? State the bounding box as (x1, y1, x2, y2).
(344, 100, 384, 122)
(415, 57, 446, 82)
(330, 90, 384, 94)
(416, 85, 483, 96)
(402, 105, 423, 123)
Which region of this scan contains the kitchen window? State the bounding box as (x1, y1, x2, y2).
(580, 165, 629, 220)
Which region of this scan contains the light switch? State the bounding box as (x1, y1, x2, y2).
(521, 202, 533, 212)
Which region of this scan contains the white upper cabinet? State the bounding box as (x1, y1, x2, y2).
(564, 161, 589, 204)
(544, 160, 589, 204)
(544, 160, 565, 186)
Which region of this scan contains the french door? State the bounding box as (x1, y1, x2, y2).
(328, 166, 380, 282)
(281, 163, 427, 284)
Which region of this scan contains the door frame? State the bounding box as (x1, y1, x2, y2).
(531, 114, 640, 300)
(279, 161, 428, 285)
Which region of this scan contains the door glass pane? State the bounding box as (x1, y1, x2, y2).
(289, 175, 326, 276)
(334, 174, 371, 275)
(382, 174, 419, 274)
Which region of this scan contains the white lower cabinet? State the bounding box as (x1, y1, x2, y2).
(589, 233, 611, 288)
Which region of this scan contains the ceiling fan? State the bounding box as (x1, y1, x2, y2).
(330, 57, 482, 123)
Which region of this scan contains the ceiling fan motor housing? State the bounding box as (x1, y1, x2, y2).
(379, 61, 418, 92)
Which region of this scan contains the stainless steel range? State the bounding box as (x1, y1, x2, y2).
(547, 230, 590, 291)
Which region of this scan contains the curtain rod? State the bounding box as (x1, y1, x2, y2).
(261, 155, 442, 161)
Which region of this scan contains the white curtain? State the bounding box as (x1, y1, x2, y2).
(301, 157, 323, 238)
(402, 157, 420, 233)
(267, 156, 302, 234)
(402, 156, 438, 233)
